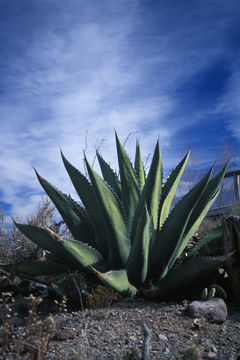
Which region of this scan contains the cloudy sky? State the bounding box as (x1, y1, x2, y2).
(1, 0, 240, 219)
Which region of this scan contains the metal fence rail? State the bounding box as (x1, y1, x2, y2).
(207, 169, 240, 217)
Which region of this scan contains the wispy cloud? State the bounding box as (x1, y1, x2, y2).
(0, 0, 240, 218)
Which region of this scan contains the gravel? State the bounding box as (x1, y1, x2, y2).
(45, 298, 240, 359)
(1, 297, 240, 360)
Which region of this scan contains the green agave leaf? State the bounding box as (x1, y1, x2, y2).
(14, 223, 106, 272)
(156, 253, 233, 297)
(166, 190, 219, 273)
(126, 204, 151, 288)
(85, 158, 130, 268)
(96, 151, 121, 199)
(55, 233, 107, 271)
(91, 268, 137, 296)
(134, 140, 145, 191)
(131, 140, 162, 242)
(43, 227, 108, 272)
(189, 226, 222, 257)
(35, 170, 96, 248)
(0, 261, 67, 280)
(149, 167, 213, 279)
(115, 132, 140, 231)
(61, 152, 108, 259)
(14, 222, 70, 265)
(158, 150, 190, 228)
(181, 163, 228, 250)
(166, 164, 228, 270)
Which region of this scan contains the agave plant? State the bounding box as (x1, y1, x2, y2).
(1, 132, 232, 298)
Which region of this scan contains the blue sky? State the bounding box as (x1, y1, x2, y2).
(0, 0, 240, 220)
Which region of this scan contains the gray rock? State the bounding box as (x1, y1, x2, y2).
(188, 298, 228, 323)
(10, 316, 23, 327)
(158, 333, 168, 341)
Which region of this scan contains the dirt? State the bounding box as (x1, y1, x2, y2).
(1, 297, 239, 360)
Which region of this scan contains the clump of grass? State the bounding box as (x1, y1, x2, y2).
(86, 285, 119, 309)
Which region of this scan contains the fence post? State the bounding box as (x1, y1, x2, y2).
(233, 174, 240, 202)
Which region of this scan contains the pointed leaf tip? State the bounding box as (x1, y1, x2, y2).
(44, 226, 61, 242)
(34, 169, 46, 183)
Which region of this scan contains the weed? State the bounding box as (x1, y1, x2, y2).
(86, 285, 119, 309)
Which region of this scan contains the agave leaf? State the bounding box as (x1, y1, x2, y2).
(167, 163, 228, 269)
(126, 205, 151, 288)
(61, 152, 108, 259)
(91, 268, 137, 296)
(14, 222, 70, 265)
(131, 140, 162, 242)
(35, 170, 96, 248)
(85, 158, 130, 268)
(0, 261, 67, 281)
(166, 190, 219, 272)
(53, 232, 107, 271)
(181, 163, 228, 251)
(96, 151, 121, 199)
(115, 132, 140, 230)
(43, 227, 108, 272)
(14, 223, 106, 272)
(149, 167, 213, 278)
(158, 150, 190, 228)
(189, 226, 222, 256)
(156, 253, 233, 297)
(134, 140, 145, 191)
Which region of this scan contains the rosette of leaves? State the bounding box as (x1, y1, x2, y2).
(1, 132, 232, 298)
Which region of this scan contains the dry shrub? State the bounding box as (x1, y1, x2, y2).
(86, 285, 119, 309)
(0, 291, 65, 359)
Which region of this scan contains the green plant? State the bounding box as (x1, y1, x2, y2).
(1, 132, 232, 299)
(200, 284, 227, 300)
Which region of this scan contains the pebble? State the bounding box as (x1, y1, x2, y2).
(207, 351, 217, 358)
(10, 316, 23, 327)
(158, 334, 168, 341)
(162, 347, 170, 354)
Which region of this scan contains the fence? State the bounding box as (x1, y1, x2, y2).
(207, 169, 240, 217)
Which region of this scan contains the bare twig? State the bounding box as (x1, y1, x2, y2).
(123, 131, 139, 148)
(92, 138, 107, 167)
(83, 129, 88, 154)
(141, 320, 152, 360)
(144, 153, 152, 172)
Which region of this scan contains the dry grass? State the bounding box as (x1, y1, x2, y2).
(0, 281, 122, 359)
(0, 291, 61, 359)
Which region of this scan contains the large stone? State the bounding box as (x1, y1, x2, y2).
(188, 298, 228, 323)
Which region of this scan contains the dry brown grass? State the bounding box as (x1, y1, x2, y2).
(0, 291, 61, 359)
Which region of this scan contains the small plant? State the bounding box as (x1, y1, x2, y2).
(200, 284, 227, 300)
(86, 285, 119, 309)
(0, 290, 69, 359)
(0, 292, 15, 352)
(1, 132, 232, 299)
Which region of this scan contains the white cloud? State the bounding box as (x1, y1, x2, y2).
(217, 71, 240, 141)
(0, 0, 240, 218)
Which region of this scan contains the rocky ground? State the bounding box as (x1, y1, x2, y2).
(1, 296, 240, 360)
